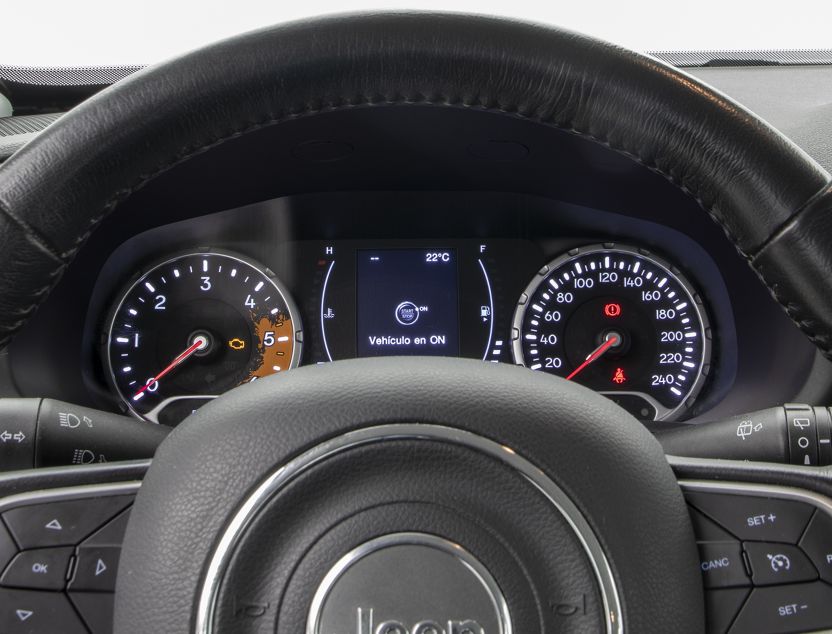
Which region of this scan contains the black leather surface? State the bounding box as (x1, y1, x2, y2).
(752, 185, 832, 355)
(0, 12, 830, 358)
(218, 442, 605, 632)
(116, 357, 703, 632)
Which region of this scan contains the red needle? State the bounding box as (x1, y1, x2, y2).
(132, 336, 206, 400)
(565, 334, 620, 381)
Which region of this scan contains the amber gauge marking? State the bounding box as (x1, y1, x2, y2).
(246, 313, 296, 380)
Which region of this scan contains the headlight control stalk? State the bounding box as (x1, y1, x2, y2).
(657, 404, 831, 466)
(0, 398, 169, 471)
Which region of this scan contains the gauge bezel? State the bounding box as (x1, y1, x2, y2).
(510, 243, 712, 421)
(103, 248, 303, 423)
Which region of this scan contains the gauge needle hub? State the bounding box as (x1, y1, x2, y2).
(565, 333, 620, 381)
(132, 335, 208, 400)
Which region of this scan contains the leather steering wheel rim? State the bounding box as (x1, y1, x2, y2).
(0, 12, 831, 357)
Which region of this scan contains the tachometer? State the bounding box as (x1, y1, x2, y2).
(511, 244, 711, 420)
(105, 251, 302, 425)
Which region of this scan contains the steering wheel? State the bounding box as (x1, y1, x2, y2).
(1, 12, 831, 634)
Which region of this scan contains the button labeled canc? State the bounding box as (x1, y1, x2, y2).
(697, 542, 750, 589)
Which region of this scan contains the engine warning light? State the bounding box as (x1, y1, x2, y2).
(604, 303, 622, 318)
(228, 338, 246, 351)
(612, 368, 627, 384)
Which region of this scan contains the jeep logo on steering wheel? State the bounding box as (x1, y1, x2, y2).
(355, 607, 485, 634)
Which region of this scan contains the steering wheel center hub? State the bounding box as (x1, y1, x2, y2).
(308, 532, 510, 634)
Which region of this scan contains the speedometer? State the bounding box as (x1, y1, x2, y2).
(511, 244, 711, 420)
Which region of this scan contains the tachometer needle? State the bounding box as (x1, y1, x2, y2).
(565, 333, 620, 381)
(132, 335, 208, 400)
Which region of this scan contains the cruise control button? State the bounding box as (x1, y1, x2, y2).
(698, 542, 750, 588)
(0, 547, 73, 591)
(0, 588, 87, 633)
(69, 546, 120, 592)
(3, 495, 133, 548)
(729, 582, 832, 633)
(744, 542, 817, 586)
(686, 492, 814, 543)
(799, 510, 832, 584)
(70, 592, 115, 634)
(706, 588, 750, 634)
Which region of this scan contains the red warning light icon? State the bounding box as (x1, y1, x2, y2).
(612, 368, 627, 384)
(604, 303, 622, 318)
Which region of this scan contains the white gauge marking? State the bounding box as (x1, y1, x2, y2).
(511, 244, 711, 422)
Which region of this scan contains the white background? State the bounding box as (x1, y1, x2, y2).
(2, 0, 830, 66)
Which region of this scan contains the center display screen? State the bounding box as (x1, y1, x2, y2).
(356, 248, 460, 356)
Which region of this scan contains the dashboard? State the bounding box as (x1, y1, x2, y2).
(3, 184, 823, 431)
(1, 92, 830, 432)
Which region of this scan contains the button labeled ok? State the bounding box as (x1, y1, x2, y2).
(0, 548, 73, 591)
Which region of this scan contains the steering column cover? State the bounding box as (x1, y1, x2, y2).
(0, 13, 830, 354)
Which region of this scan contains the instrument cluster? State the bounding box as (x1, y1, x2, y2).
(40, 190, 815, 432)
(99, 234, 714, 426)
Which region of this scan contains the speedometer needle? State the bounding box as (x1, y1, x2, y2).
(132, 335, 207, 400)
(565, 333, 620, 381)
